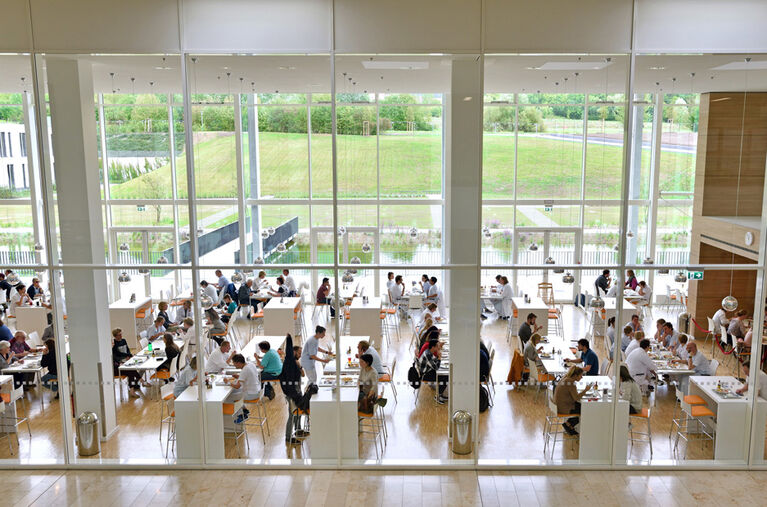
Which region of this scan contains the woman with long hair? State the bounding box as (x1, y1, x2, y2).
(554, 366, 595, 436)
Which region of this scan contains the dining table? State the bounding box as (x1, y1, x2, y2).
(511, 297, 550, 335)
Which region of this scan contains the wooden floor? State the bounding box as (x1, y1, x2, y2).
(1, 303, 764, 463)
(6, 469, 767, 506)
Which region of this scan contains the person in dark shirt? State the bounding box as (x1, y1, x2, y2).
(0, 316, 13, 342)
(0, 273, 11, 306)
(41, 339, 59, 398)
(156, 301, 171, 330)
(111, 328, 143, 397)
(157, 332, 180, 373)
(565, 338, 599, 376)
(238, 279, 254, 315)
(518, 313, 541, 346)
(595, 269, 611, 296)
(479, 342, 490, 383)
(315, 277, 335, 318)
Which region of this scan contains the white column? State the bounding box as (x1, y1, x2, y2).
(247, 94, 263, 261)
(445, 57, 482, 448)
(46, 57, 117, 438)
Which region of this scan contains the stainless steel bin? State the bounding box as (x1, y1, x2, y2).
(76, 412, 101, 456)
(451, 410, 473, 455)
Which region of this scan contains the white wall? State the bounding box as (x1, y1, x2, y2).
(182, 0, 332, 52)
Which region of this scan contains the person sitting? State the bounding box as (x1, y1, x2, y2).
(27, 277, 44, 300)
(9, 284, 32, 315)
(10, 330, 40, 358)
(624, 270, 638, 291)
(205, 308, 227, 345)
(625, 339, 657, 391)
(674, 334, 690, 361)
(256, 340, 283, 400)
(40, 339, 59, 399)
(661, 322, 680, 351)
(220, 294, 237, 323)
(713, 308, 732, 347)
(617, 325, 633, 355)
(417, 316, 439, 349)
(418, 338, 448, 404)
(685, 341, 711, 375)
(636, 281, 652, 305)
(200, 280, 219, 306)
(386, 272, 395, 293)
(735, 363, 767, 400)
(523, 334, 551, 383)
(266, 276, 288, 302)
(148, 317, 166, 340)
(357, 353, 385, 415)
(356, 340, 385, 375)
(282, 269, 297, 297)
(156, 301, 171, 329)
(625, 314, 643, 333)
(173, 356, 198, 399)
(389, 275, 405, 306)
(480, 342, 490, 383)
(215, 269, 231, 295)
(206, 339, 234, 373)
(420, 303, 440, 326)
(0, 340, 23, 388)
(728, 309, 749, 341)
(111, 328, 143, 398)
(316, 277, 335, 318)
(624, 330, 644, 358)
(157, 333, 180, 373)
(555, 366, 594, 436)
(418, 328, 442, 358)
(175, 299, 194, 324)
(0, 316, 12, 342)
(741, 328, 754, 349)
(177, 318, 196, 353)
(565, 338, 599, 376)
(619, 365, 643, 414)
(255, 271, 269, 290)
(420, 274, 431, 295)
(519, 313, 542, 346)
(0, 273, 11, 310)
(605, 317, 616, 350)
(238, 279, 254, 315)
(595, 269, 611, 297)
(653, 318, 666, 342)
(226, 353, 262, 402)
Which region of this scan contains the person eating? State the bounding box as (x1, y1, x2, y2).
(554, 366, 594, 436)
(564, 338, 599, 376)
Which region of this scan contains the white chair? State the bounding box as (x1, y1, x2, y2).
(543, 387, 576, 457)
(708, 359, 719, 376)
(27, 331, 41, 348)
(2, 386, 31, 454)
(159, 382, 176, 457)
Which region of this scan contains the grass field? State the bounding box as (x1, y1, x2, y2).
(109, 131, 694, 202)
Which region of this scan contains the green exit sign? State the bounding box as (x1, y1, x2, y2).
(544, 206, 552, 212)
(687, 271, 704, 280)
(136, 204, 146, 212)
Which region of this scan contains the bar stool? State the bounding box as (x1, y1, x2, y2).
(358, 400, 385, 458)
(0, 386, 31, 455)
(222, 400, 249, 457)
(378, 357, 398, 404)
(629, 407, 653, 458)
(668, 387, 706, 439)
(674, 402, 715, 458)
(243, 396, 270, 444)
(159, 382, 176, 457)
(543, 387, 577, 457)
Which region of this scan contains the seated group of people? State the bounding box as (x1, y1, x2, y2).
(386, 273, 445, 316)
(481, 275, 514, 320)
(595, 269, 652, 304)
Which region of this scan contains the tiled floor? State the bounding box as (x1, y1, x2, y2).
(5, 469, 767, 506)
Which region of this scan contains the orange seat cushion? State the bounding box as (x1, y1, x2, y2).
(683, 395, 706, 405)
(632, 407, 650, 418)
(252, 311, 264, 319)
(152, 371, 171, 380)
(378, 374, 391, 382)
(690, 405, 715, 418)
(222, 403, 236, 415)
(163, 393, 174, 401)
(0, 393, 9, 403)
(538, 373, 556, 382)
(358, 411, 374, 418)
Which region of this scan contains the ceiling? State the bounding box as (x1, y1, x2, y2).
(2, 53, 767, 96)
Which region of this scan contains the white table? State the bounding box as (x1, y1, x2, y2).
(349, 297, 382, 349)
(240, 335, 292, 360)
(118, 337, 185, 373)
(688, 375, 767, 461)
(511, 297, 549, 336)
(262, 297, 302, 336)
(109, 296, 152, 351)
(310, 387, 359, 459)
(14, 306, 49, 339)
(174, 377, 234, 460)
(539, 338, 577, 376)
(323, 336, 375, 374)
(575, 376, 629, 463)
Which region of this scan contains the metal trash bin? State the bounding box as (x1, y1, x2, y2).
(76, 412, 101, 456)
(678, 312, 690, 335)
(451, 410, 473, 455)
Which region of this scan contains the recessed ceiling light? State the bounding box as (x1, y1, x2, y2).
(537, 61, 612, 70)
(278, 66, 296, 71)
(648, 66, 666, 70)
(362, 61, 429, 70)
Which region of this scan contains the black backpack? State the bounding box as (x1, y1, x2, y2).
(296, 383, 319, 411)
(479, 386, 490, 413)
(408, 362, 422, 389)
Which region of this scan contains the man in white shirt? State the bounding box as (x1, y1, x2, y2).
(624, 332, 643, 358)
(712, 308, 731, 346)
(148, 317, 167, 340)
(282, 269, 297, 297)
(226, 353, 262, 401)
(200, 280, 219, 305)
(636, 280, 652, 306)
(389, 275, 405, 305)
(206, 340, 234, 373)
(686, 342, 711, 375)
(9, 284, 32, 316)
(299, 325, 332, 383)
(173, 356, 198, 399)
(386, 272, 395, 293)
(625, 339, 657, 390)
(428, 276, 446, 317)
(420, 303, 440, 326)
(661, 322, 680, 350)
(675, 334, 690, 361)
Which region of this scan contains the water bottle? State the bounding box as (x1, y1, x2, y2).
(147, 342, 153, 354)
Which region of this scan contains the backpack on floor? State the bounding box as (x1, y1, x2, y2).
(408, 362, 422, 389)
(479, 385, 490, 413)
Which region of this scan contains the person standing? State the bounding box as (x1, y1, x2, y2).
(299, 325, 332, 384)
(712, 308, 732, 346)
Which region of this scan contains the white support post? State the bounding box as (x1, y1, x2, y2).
(234, 94, 247, 265)
(446, 57, 482, 449)
(646, 92, 664, 289)
(45, 56, 117, 439)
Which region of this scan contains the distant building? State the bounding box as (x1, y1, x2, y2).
(0, 122, 29, 190)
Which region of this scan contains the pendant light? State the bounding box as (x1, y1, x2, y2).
(338, 226, 346, 237)
(361, 243, 372, 254)
(119, 243, 129, 252)
(6, 272, 20, 286)
(200, 293, 214, 310)
(231, 272, 243, 284)
(117, 272, 131, 283)
(674, 271, 687, 283)
(562, 272, 575, 284)
(276, 242, 287, 253)
(409, 227, 418, 239)
(157, 255, 168, 264)
(33, 243, 43, 252)
(267, 227, 275, 236)
(658, 268, 670, 274)
(261, 230, 269, 239)
(529, 243, 538, 252)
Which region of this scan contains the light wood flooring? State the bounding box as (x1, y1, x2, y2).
(0, 304, 764, 463)
(6, 469, 767, 506)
